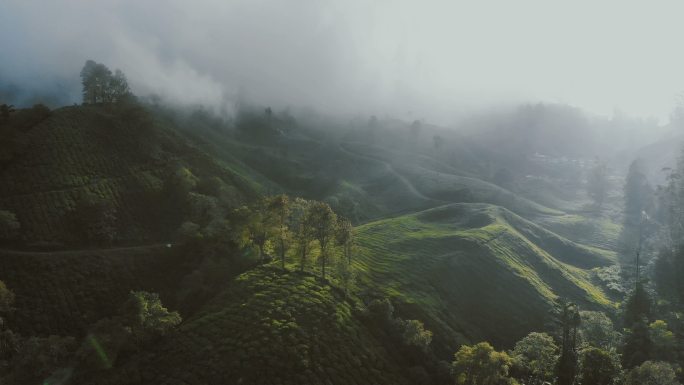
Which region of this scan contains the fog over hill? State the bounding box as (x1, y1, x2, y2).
(2, 0, 684, 125)
(4, 2, 684, 385)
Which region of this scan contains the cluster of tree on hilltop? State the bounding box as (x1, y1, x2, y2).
(80, 60, 131, 104)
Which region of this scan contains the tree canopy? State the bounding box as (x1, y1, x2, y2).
(80, 60, 131, 104)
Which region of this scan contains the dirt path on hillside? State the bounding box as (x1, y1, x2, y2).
(0, 243, 172, 256)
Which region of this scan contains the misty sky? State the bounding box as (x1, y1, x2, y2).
(2, 0, 684, 124)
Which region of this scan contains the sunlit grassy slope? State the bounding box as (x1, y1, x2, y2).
(534, 213, 622, 251)
(95, 267, 409, 385)
(352, 203, 614, 352)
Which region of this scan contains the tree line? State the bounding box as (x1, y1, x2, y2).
(230, 194, 356, 291)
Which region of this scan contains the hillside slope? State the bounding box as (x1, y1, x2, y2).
(91, 268, 410, 385)
(0, 104, 258, 247)
(0, 245, 190, 337)
(353, 203, 614, 352)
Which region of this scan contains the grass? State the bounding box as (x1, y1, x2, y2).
(535, 213, 622, 251)
(351, 203, 614, 353)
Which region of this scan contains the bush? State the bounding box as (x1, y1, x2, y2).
(365, 298, 394, 324)
(625, 361, 679, 385)
(400, 319, 433, 353)
(0, 210, 20, 241)
(12, 335, 76, 383)
(121, 290, 182, 342)
(75, 317, 131, 371)
(0, 280, 15, 316)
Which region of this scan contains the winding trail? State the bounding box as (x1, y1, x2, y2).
(0, 243, 172, 257)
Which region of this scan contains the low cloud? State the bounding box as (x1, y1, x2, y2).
(2, 0, 684, 123)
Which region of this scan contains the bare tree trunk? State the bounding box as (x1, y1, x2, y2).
(280, 238, 286, 270)
(299, 243, 307, 272)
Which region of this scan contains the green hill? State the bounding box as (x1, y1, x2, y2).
(0, 104, 258, 247)
(0, 104, 626, 385)
(352, 203, 614, 352)
(0, 245, 189, 337)
(90, 267, 411, 385)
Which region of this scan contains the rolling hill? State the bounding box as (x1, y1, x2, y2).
(352, 203, 615, 353)
(0, 103, 626, 384)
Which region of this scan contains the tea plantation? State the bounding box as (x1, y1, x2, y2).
(92, 267, 410, 385)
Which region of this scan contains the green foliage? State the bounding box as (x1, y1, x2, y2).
(268, 194, 291, 270)
(11, 335, 76, 384)
(649, 320, 677, 362)
(0, 210, 20, 241)
(624, 282, 652, 326)
(175, 221, 203, 243)
(75, 317, 132, 371)
(556, 301, 580, 385)
(122, 290, 181, 341)
(578, 347, 621, 385)
(365, 298, 395, 324)
(110, 267, 409, 384)
(623, 317, 652, 369)
(0, 329, 20, 361)
(511, 332, 558, 385)
(334, 253, 355, 296)
(0, 246, 185, 337)
(0, 280, 15, 316)
(73, 191, 118, 245)
(451, 342, 514, 385)
(624, 361, 680, 385)
(336, 217, 354, 264)
(623, 159, 653, 222)
(587, 159, 609, 209)
(290, 197, 315, 272)
(579, 311, 621, 351)
(305, 201, 337, 279)
(400, 319, 433, 353)
(80, 60, 131, 104)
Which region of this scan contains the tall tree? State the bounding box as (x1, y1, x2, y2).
(511, 332, 558, 385)
(587, 159, 609, 210)
(556, 301, 581, 385)
(80, 60, 130, 104)
(451, 342, 514, 385)
(248, 198, 276, 263)
(578, 311, 620, 351)
(578, 347, 620, 385)
(0, 104, 15, 119)
(623, 317, 652, 369)
(624, 361, 679, 385)
(0, 280, 15, 327)
(624, 159, 653, 223)
(649, 320, 677, 362)
(108, 69, 130, 102)
(269, 195, 291, 270)
(305, 201, 337, 280)
(336, 217, 353, 265)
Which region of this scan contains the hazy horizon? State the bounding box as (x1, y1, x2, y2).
(2, 0, 684, 125)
